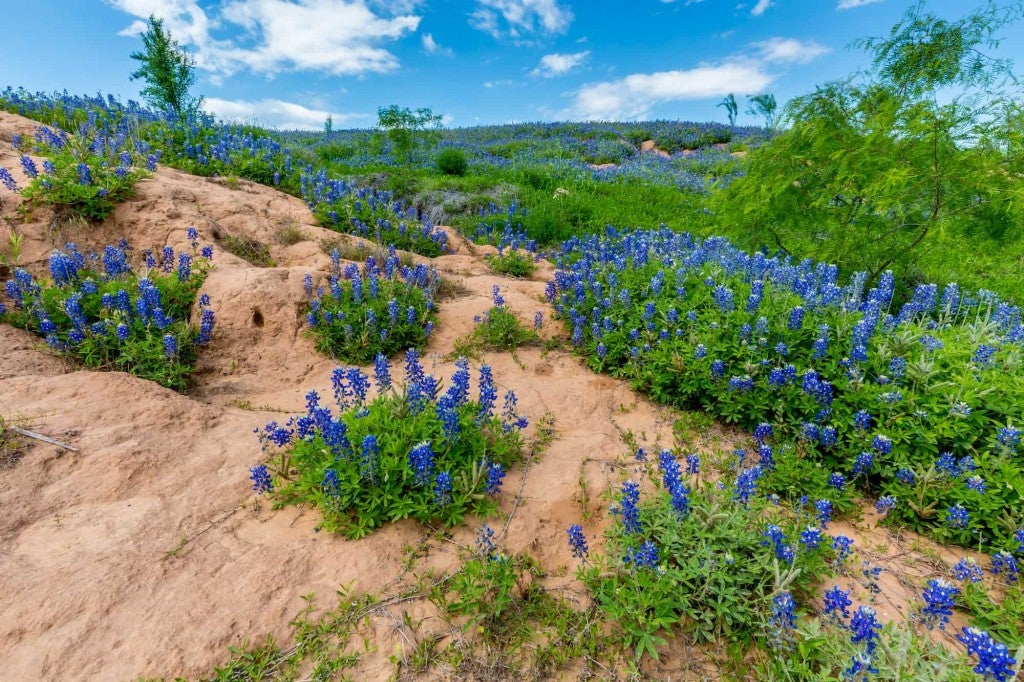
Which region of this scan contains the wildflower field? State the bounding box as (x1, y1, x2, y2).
(1, 50, 1023, 682)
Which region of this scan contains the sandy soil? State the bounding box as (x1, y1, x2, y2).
(0, 110, 977, 681)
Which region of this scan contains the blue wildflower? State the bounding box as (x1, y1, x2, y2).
(567, 524, 588, 560)
(920, 579, 959, 630)
(249, 464, 273, 493)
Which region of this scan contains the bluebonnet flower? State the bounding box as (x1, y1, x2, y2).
(20, 156, 38, 179)
(734, 466, 762, 506)
(920, 579, 959, 630)
(862, 562, 882, 598)
(990, 551, 1019, 584)
(408, 441, 435, 485)
(197, 308, 215, 344)
(996, 426, 1020, 453)
(946, 504, 969, 529)
(624, 541, 659, 569)
(694, 343, 707, 359)
(768, 591, 797, 649)
(853, 452, 874, 476)
(956, 627, 1017, 682)
(849, 605, 881, 653)
(973, 344, 997, 367)
(845, 650, 879, 680)
(657, 450, 690, 516)
(800, 526, 823, 550)
(635, 447, 648, 462)
(953, 557, 984, 583)
(567, 524, 588, 560)
(896, 468, 916, 485)
(249, 464, 273, 493)
(949, 402, 972, 418)
(77, 162, 92, 185)
(200, 244, 213, 259)
(712, 285, 734, 313)
(728, 375, 753, 392)
(966, 475, 986, 493)
(685, 453, 700, 475)
(788, 306, 804, 330)
(0, 167, 18, 191)
(359, 434, 379, 480)
(534, 310, 543, 329)
(828, 472, 846, 490)
(710, 359, 725, 378)
(875, 496, 897, 514)
(163, 334, 177, 359)
(815, 499, 833, 526)
(753, 422, 773, 442)
(819, 426, 838, 448)
(433, 471, 452, 506)
(617, 480, 642, 534)
(373, 354, 392, 392)
(853, 410, 873, 431)
(476, 524, 496, 557)
(833, 535, 854, 563)
(115, 323, 130, 342)
(491, 285, 505, 307)
(486, 462, 505, 494)
(1015, 527, 1024, 554)
(477, 364, 497, 420)
(870, 435, 892, 455)
(758, 444, 774, 469)
(823, 585, 852, 622)
(322, 469, 340, 498)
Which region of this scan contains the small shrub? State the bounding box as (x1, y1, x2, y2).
(458, 286, 540, 354)
(485, 250, 536, 279)
(305, 248, 438, 364)
(249, 353, 528, 538)
(220, 235, 274, 267)
(18, 125, 152, 220)
(436, 148, 468, 176)
(0, 229, 215, 391)
(0, 414, 28, 468)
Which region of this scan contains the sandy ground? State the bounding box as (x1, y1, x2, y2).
(0, 110, 981, 680)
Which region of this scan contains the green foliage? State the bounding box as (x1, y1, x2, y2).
(436, 147, 468, 176)
(377, 105, 443, 166)
(715, 2, 1024, 297)
(129, 16, 201, 118)
(580, 473, 830, 662)
(442, 545, 522, 636)
(305, 257, 438, 364)
(261, 360, 526, 538)
(484, 250, 536, 278)
(20, 130, 149, 221)
(754, 618, 979, 680)
(958, 578, 1024, 648)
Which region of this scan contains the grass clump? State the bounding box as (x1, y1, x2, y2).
(456, 286, 540, 355)
(0, 229, 215, 391)
(484, 249, 536, 278)
(16, 124, 151, 221)
(0, 414, 28, 468)
(249, 352, 528, 538)
(305, 248, 438, 364)
(219, 234, 274, 267)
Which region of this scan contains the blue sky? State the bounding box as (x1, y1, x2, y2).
(5, 1, 1022, 129)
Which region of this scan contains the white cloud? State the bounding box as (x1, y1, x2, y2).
(421, 33, 453, 56)
(750, 0, 772, 16)
(752, 38, 829, 64)
(837, 0, 882, 8)
(107, 0, 420, 78)
(569, 60, 773, 120)
(531, 50, 589, 77)
(204, 97, 368, 129)
(483, 79, 515, 88)
(470, 0, 573, 39)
